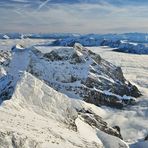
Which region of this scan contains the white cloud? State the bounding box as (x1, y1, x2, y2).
(0, 3, 148, 33)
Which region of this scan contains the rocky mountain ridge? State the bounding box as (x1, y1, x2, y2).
(0, 44, 130, 147)
(30, 43, 141, 108)
(0, 43, 141, 108)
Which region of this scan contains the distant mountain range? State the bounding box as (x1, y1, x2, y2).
(1, 33, 148, 54)
(1, 32, 148, 42)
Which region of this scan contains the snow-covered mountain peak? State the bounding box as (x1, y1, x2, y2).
(73, 43, 95, 61)
(74, 42, 89, 54)
(43, 43, 92, 64)
(11, 44, 26, 52)
(28, 44, 141, 108)
(0, 43, 141, 109)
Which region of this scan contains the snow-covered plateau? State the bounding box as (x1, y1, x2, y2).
(0, 38, 148, 148)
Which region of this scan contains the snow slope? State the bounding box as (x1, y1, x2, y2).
(0, 72, 129, 148)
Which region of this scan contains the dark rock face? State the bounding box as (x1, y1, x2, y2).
(144, 135, 148, 140)
(0, 75, 14, 102)
(0, 51, 14, 102)
(82, 87, 124, 109)
(29, 43, 141, 109)
(100, 39, 121, 48)
(78, 109, 123, 139)
(44, 51, 63, 61)
(112, 126, 123, 140)
(0, 50, 11, 67)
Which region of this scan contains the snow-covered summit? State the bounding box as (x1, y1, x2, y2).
(29, 43, 141, 108)
(0, 43, 141, 108)
(11, 44, 26, 52)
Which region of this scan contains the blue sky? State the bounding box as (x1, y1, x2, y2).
(0, 0, 148, 33)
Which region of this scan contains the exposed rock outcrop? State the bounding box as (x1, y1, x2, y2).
(78, 109, 123, 139)
(145, 134, 148, 141)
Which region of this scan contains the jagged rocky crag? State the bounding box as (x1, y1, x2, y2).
(28, 43, 140, 109)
